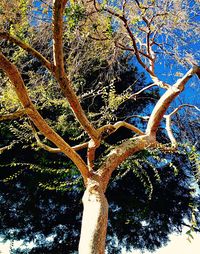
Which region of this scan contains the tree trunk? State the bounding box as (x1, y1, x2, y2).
(78, 177, 108, 254)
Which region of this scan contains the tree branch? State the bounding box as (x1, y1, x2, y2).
(98, 134, 155, 191)
(52, 0, 99, 143)
(86, 121, 144, 171)
(0, 32, 53, 72)
(146, 66, 200, 135)
(182, 222, 200, 233)
(164, 104, 200, 147)
(0, 143, 15, 154)
(164, 115, 178, 148)
(52, 0, 67, 77)
(1, 4, 100, 143)
(98, 121, 144, 136)
(34, 131, 88, 153)
(0, 52, 91, 180)
(0, 109, 26, 121)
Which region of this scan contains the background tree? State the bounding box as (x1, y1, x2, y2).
(0, 1, 200, 253)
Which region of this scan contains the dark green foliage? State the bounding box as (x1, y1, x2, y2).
(1, 151, 199, 253)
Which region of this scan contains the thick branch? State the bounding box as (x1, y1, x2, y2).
(87, 121, 144, 171)
(97, 134, 155, 191)
(87, 139, 100, 171)
(52, 0, 99, 142)
(52, 0, 67, 76)
(0, 109, 26, 121)
(0, 52, 90, 180)
(146, 66, 200, 135)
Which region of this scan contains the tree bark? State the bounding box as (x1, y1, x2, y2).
(79, 176, 108, 254)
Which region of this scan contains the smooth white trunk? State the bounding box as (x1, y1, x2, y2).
(79, 179, 108, 254)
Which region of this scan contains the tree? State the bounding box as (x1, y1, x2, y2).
(0, 1, 200, 253)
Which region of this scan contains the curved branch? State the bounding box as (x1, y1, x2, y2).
(97, 134, 155, 191)
(34, 130, 88, 153)
(87, 121, 144, 171)
(98, 121, 144, 136)
(0, 52, 90, 180)
(0, 32, 53, 72)
(146, 66, 200, 135)
(164, 104, 200, 147)
(1, 4, 100, 142)
(164, 115, 178, 148)
(169, 104, 200, 116)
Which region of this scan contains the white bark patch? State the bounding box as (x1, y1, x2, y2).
(79, 180, 108, 254)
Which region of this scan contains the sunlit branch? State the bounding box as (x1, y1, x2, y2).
(129, 82, 169, 101)
(33, 128, 88, 153)
(86, 120, 144, 171)
(98, 134, 153, 191)
(164, 104, 200, 147)
(0, 32, 53, 71)
(0, 52, 90, 180)
(129, 83, 157, 100)
(52, 0, 99, 143)
(164, 115, 178, 148)
(87, 139, 100, 171)
(98, 121, 144, 136)
(124, 115, 150, 121)
(146, 66, 200, 135)
(169, 104, 200, 116)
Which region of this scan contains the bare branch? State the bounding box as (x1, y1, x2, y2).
(98, 121, 144, 137)
(87, 139, 100, 171)
(150, 76, 170, 89)
(52, 0, 99, 142)
(86, 120, 144, 171)
(164, 115, 178, 148)
(164, 104, 200, 147)
(169, 104, 200, 116)
(52, 0, 67, 77)
(0, 32, 53, 72)
(129, 83, 157, 100)
(33, 129, 88, 153)
(146, 66, 200, 136)
(0, 109, 26, 121)
(182, 222, 200, 233)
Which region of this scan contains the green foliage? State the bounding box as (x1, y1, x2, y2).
(0, 83, 21, 113)
(65, 3, 86, 32)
